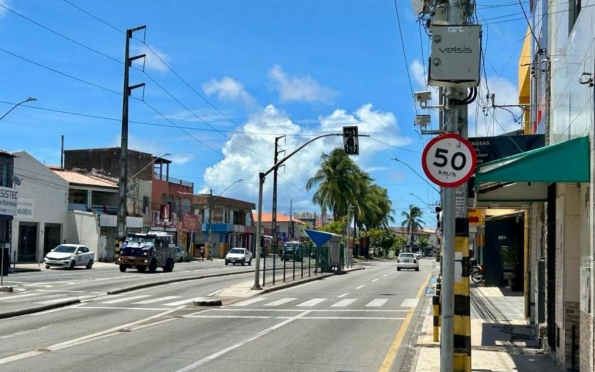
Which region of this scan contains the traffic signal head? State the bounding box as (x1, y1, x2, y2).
(342, 126, 359, 155)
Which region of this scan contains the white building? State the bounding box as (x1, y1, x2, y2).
(10, 151, 69, 262)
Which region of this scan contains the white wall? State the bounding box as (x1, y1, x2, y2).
(67, 210, 100, 260)
(11, 151, 69, 262)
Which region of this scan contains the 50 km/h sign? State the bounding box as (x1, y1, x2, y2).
(421, 133, 477, 188)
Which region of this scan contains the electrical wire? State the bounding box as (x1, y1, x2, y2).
(393, 0, 418, 115)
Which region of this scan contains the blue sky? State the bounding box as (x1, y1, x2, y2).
(0, 0, 527, 228)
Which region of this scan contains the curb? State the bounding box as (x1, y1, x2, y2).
(0, 299, 80, 319)
(10, 268, 42, 273)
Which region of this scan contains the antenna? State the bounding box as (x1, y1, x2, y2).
(12, 175, 22, 186)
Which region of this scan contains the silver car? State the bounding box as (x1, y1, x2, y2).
(397, 252, 419, 271)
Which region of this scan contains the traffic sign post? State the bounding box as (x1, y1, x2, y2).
(421, 133, 477, 188)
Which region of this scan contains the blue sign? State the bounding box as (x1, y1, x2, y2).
(304, 229, 332, 247)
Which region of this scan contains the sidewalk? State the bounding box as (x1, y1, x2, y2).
(413, 283, 559, 372)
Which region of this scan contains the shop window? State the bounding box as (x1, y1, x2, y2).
(73, 192, 85, 204)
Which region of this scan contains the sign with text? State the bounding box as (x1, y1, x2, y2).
(0, 186, 18, 216)
(422, 133, 477, 188)
(16, 197, 34, 220)
(179, 213, 199, 232)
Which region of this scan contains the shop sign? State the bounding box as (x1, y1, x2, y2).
(0, 186, 18, 216)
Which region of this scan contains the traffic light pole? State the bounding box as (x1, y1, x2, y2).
(253, 132, 347, 289)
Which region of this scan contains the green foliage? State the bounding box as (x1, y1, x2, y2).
(401, 204, 425, 246)
(306, 147, 394, 233)
(394, 235, 409, 249)
(417, 235, 431, 249)
(317, 219, 346, 235)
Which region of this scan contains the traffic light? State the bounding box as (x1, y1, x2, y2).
(342, 126, 359, 155)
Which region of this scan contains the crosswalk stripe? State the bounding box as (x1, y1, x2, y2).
(400, 299, 419, 307)
(37, 297, 79, 304)
(231, 298, 268, 307)
(0, 293, 41, 301)
(297, 298, 326, 307)
(164, 298, 203, 306)
(264, 298, 297, 307)
(102, 295, 152, 304)
(332, 299, 357, 307)
(366, 299, 389, 307)
(133, 296, 181, 304)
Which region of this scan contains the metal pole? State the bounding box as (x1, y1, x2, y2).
(252, 173, 265, 290)
(208, 189, 213, 259)
(0, 244, 4, 287)
(272, 136, 283, 284)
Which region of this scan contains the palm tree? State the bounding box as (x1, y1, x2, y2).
(401, 204, 424, 251)
(306, 148, 360, 219)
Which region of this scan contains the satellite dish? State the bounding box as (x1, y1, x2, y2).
(12, 175, 21, 185)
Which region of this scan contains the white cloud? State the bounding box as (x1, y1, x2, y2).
(202, 77, 256, 106)
(202, 103, 412, 203)
(268, 64, 336, 104)
(130, 44, 171, 72)
(470, 78, 523, 137)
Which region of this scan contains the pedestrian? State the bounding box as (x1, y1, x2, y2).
(200, 246, 205, 261)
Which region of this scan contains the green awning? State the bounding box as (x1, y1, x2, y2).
(475, 135, 590, 184)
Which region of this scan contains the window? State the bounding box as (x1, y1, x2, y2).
(569, 0, 581, 33)
(73, 192, 85, 204)
(142, 196, 149, 213)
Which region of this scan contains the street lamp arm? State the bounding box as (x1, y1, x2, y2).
(211, 179, 243, 204)
(0, 97, 36, 122)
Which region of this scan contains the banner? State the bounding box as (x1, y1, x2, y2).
(0, 186, 18, 216)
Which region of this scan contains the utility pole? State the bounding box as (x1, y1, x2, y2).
(272, 135, 285, 284)
(436, 1, 474, 371)
(117, 25, 146, 239)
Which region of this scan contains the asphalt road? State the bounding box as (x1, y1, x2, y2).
(0, 259, 435, 372)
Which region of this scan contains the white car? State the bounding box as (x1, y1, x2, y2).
(225, 248, 252, 266)
(44, 244, 94, 270)
(397, 252, 419, 271)
(414, 252, 422, 260)
(174, 246, 187, 262)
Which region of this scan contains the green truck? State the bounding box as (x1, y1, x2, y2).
(116, 232, 176, 273)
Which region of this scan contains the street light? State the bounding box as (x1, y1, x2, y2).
(391, 157, 440, 193)
(208, 178, 243, 259)
(0, 97, 37, 122)
(410, 193, 433, 210)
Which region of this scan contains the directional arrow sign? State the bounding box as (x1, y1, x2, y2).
(304, 229, 333, 247)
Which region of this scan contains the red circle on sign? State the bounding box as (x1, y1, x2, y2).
(421, 133, 477, 188)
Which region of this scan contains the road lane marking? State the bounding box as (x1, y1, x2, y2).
(337, 293, 349, 298)
(133, 296, 180, 304)
(331, 299, 357, 307)
(279, 316, 405, 320)
(101, 295, 152, 304)
(400, 299, 419, 307)
(207, 290, 221, 297)
(366, 299, 389, 307)
(0, 293, 41, 301)
(213, 308, 408, 313)
(0, 307, 181, 365)
(72, 306, 166, 311)
(382, 274, 388, 277)
(296, 298, 326, 307)
(174, 311, 311, 372)
(356, 285, 365, 289)
(264, 298, 297, 307)
(378, 272, 432, 372)
(230, 297, 268, 307)
(372, 279, 379, 282)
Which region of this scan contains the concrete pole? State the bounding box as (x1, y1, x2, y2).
(208, 189, 213, 259)
(252, 173, 265, 290)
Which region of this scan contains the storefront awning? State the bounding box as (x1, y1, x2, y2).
(473, 136, 590, 207)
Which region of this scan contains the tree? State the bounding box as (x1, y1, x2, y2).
(306, 148, 395, 233)
(401, 204, 424, 251)
(367, 228, 396, 258)
(417, 235, 431, 256)
(306, 148, 360, 220)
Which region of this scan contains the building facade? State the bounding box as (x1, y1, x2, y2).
(10, 152, 69, 262)
(193, 194, 255, 258)
(0, 150, 16, 268)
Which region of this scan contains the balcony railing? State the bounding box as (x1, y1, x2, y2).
(153, 172, 193, 188)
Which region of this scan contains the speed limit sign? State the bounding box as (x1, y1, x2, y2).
(421, 133, 477, 188)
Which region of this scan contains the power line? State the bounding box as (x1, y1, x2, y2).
(392, 0, 418, 115)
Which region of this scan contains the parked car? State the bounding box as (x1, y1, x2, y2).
(225, 248, 252, 266)
(414, 252, 422, 260)
(174, 246, 187, 262)
(397, 252, 419, 271)
(44, 244, 94, 270)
